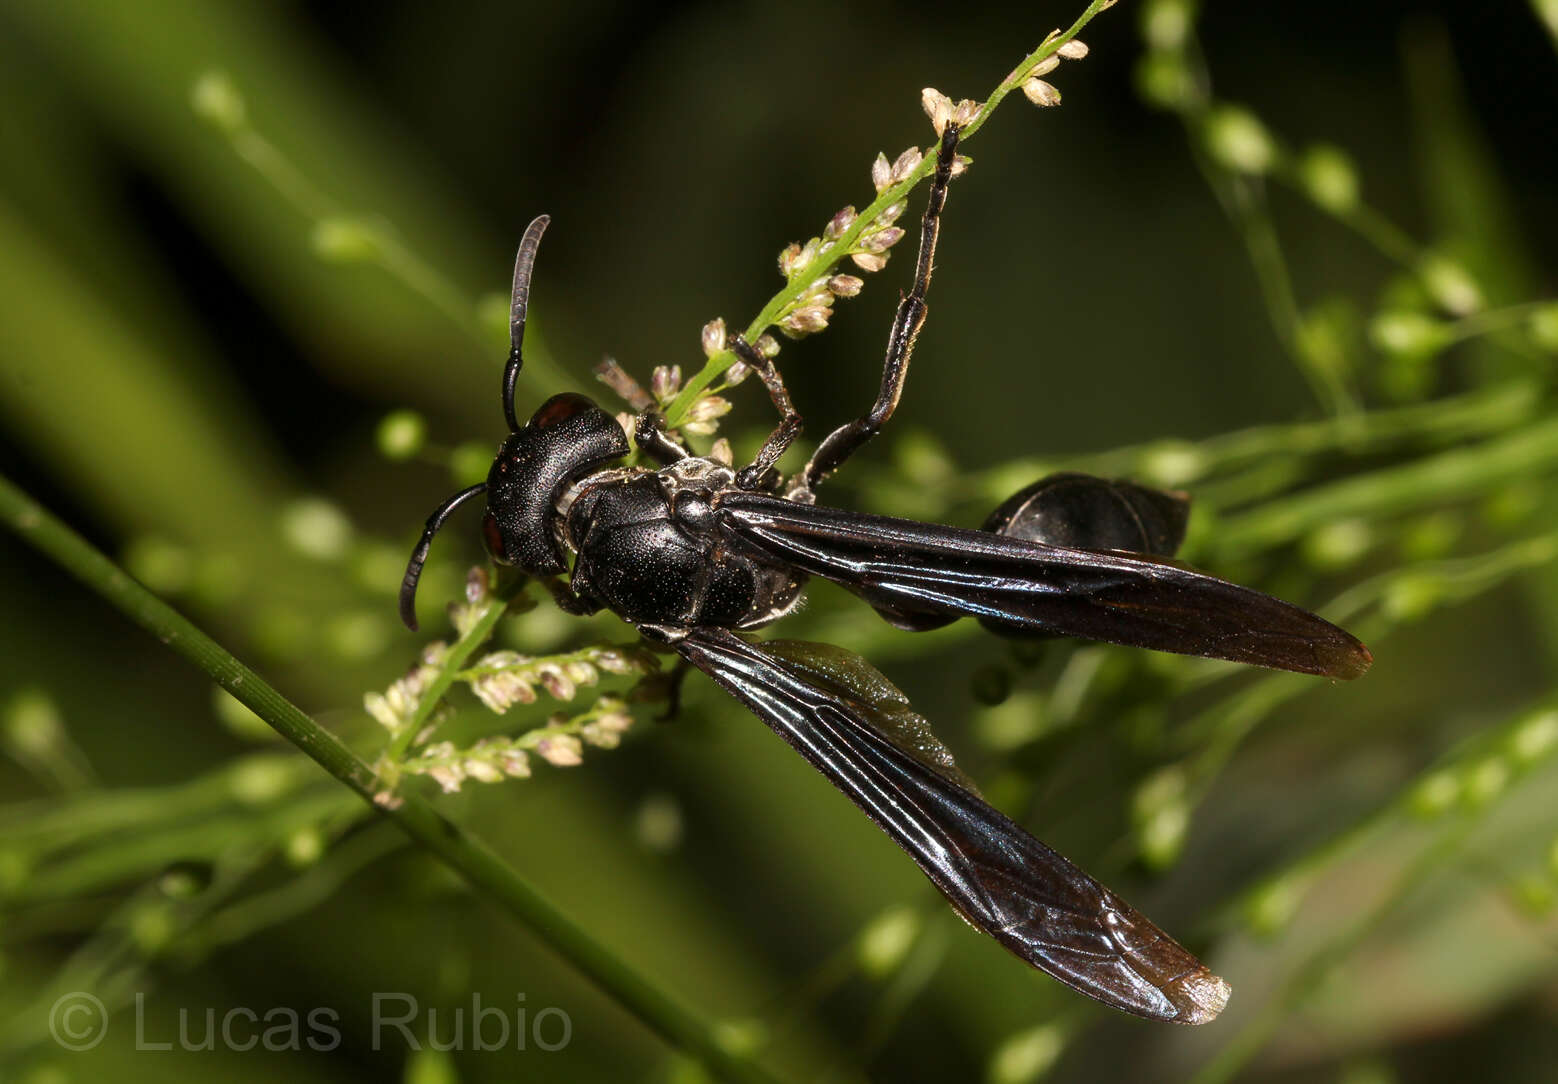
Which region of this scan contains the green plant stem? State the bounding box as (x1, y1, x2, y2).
(1177, 532, 1557, 774)
(208, 84, 572, 392)
(1156, 20, 1364, 415)
(3, 845, 276, 1054)
(226, 124, 479, 338)
(1445, 299, 1556, 345)
(1202, 149, 1363, 415)
(664, 0, 1121, 426)
(1264, 153, 1424, 269)
(960, 376, 1538, 503)
(1537, 0, 1558, 44)
(0, 472, 787, 1084)
(10, 789, 358, 906)
(1212, 413, 1558, 559)
(0, 752, 311, 845)
(1225, 696, 1558, 940)
(1195, 696, 1557, 1083)
(230, 128, 333, 220)
(175, 824, 406, 961)
(384, 575, 525, 762)
(1191, 823, 1474, 1084)
(1329, 201, 1421, 268)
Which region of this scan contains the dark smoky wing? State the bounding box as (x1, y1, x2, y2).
(714, 492, 1371, 679)
(750, 637, 978, 791)
(676, 628, 1230, 1024)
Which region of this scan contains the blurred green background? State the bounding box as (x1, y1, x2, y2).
(2, 1, 1557, 1081)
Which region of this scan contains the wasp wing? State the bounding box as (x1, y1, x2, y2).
(714, 492, 1370, 679)
(676, 628, 1229, 1024)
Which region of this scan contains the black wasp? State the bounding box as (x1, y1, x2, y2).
(400, 124, 1371, 1024)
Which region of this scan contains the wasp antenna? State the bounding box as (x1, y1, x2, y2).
(399, 483, 488, 631)
(503, 214, 552, 432)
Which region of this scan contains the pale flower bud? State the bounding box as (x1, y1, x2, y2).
(824, 206, 857, 240)
(685, 396, 732, 424)
(871, 152, 892, 192)
(1022, 79, 1062, 107)
(650, 364, 682, 402)
(922, 87, 953, 134)
(778, 241, 803, 277)
(874, 200, 907, 227)
(861, 227, 905, 253)
(429, 764, 464, 794)
(683, 396, 732, 435)
(701, 317, 727, 357)
(780, 305, 833, 335)
(537, 734, 584, 767)
(464, 759, 504, 784)
(581, 723, 620, 749)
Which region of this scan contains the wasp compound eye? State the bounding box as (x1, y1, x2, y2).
(529, 392, 598, 429)
(481, 510, 509, 564)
